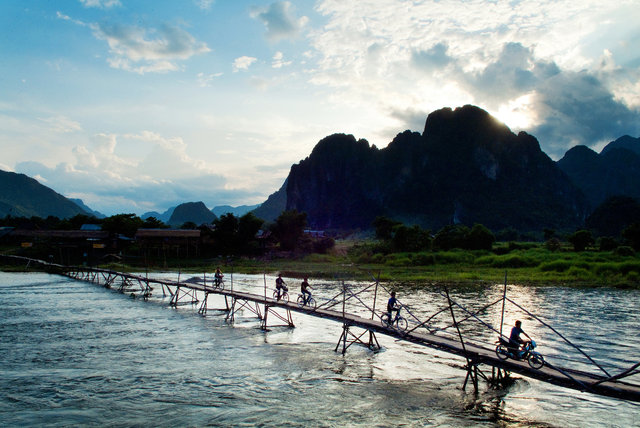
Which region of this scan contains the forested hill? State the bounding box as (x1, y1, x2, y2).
(285, 105, 589, 232)
(0, 169, 90, 219)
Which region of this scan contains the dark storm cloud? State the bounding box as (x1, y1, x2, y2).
(465, 43, 560, 106)
(531, 71, 640, 156)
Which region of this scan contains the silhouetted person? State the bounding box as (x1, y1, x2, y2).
(509, 320, 531, 353)
(275, 273, 287, 300)
(300, 277, 312, 304)
(387, 291, 399, 322)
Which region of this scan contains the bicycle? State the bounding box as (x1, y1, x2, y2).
(296, 293, 316, 309)
(381, 307, 408, 331)
(213, 278, 225, 290)
(273, 288, 289, 302)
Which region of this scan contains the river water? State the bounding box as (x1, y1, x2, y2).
(1, 271, 639, 427)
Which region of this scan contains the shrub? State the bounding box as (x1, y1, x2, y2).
(434, 251, 474, 264)
(545, 238, 561, 252)
(413, 253, 435, 265)
(567, 230, 595, 252)
(539, 260, 572, 272)
(566, 266, 591, 278)
(494, 254, 538, 268)
(598, 236, 618, 252)
(614, 246, 635, 257)
(385, 255, 412, 266)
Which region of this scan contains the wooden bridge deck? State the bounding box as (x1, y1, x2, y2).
(170, 277, 640, 403)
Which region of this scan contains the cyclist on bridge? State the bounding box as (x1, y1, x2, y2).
(214, 267, 223, 286)
(275, 273, 288, 300)
(300, 277, 312, 304)
(387, 291, 399, 321)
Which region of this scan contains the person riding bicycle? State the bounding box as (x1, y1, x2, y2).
(300, 277, 312, 304)
(387, 291, 399, 322)
(509, 320, 531, 357)
(275, 273, 288, 300)
(214, 267, 223, 287)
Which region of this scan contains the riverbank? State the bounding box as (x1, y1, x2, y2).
(3, 241, 639, 288)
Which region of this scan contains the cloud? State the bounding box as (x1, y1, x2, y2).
(79, 0, 121, 8)
(251, 1, 308, 42)
(530, 71, 640, 155)
(271, 51, 291, 69)
(91, 22, 210, 74)
(39, 116, 82, 133)
(197, 71, 223, 87)
(233, 56, 257, 72)
(13, 130, 251, 215)
(307, 1, 640, 158)
(194, 0, 214, 10)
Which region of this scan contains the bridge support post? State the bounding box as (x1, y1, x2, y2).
(199, 291, 209, 315)
(334, 325, 381, 354)
(260, 304, 294, 330)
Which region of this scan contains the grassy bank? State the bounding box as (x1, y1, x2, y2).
(3, 241, 640, 288)
(103, 241, 640, 288)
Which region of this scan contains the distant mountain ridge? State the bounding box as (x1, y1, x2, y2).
(212, 204, 260, 217)
(557, 136, 640, 209)
(70, 198, 105, 219)
(167, 202, 217, 226)
(0, 170, 91, 219)
(285, 105, 590, 232)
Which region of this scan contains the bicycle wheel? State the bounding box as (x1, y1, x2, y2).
(496, 344, 510, 360)
(296, 294, 305, 308)
(307, 296, 316, 310)
(380, 313, 391, 326)
(528, 353, 545, 369)
(273, 289, 287, 301)
(218, 281, 225, 290)
(396, 316, 408, 331)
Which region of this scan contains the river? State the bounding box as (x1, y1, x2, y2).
(1, 271, 638, 427)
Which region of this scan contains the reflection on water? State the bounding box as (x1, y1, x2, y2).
(0, 272, 639, 427)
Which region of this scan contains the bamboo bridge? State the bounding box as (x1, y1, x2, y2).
(2, 254, 640, 403)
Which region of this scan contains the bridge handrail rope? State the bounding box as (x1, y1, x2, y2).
(316, 281, 377, 311)
(506, 296, 611, 378)
(431, 296, 504, 337)
(437, 289, 505, 346)
(404, 304, 451, 336)
(593, 362, 640, 386)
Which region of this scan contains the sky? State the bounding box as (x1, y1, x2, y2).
(1, 0, 639, 216)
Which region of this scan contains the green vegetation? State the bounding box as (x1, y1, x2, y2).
(2, 212, 639, 288)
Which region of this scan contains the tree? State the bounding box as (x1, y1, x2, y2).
(180, 221, 198, 229)
(213, 213, 240, 254)
(272, 210, 307, 251)
(238, 212, 264, 251)
(622, 223, 640, 251)
(142, 216, 167, 229)
(567, 230, 594, 252)
(372, 216, 401, 240)
(467, 223, 495, 250)
(101, 214, 143, 238)
(391, 224, 431, 252)
(433, 224, 470, 251)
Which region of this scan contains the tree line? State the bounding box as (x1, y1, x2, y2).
(0, 209, 334, 257)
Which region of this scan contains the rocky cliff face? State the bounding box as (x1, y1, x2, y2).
(286, 105, 589, 232)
